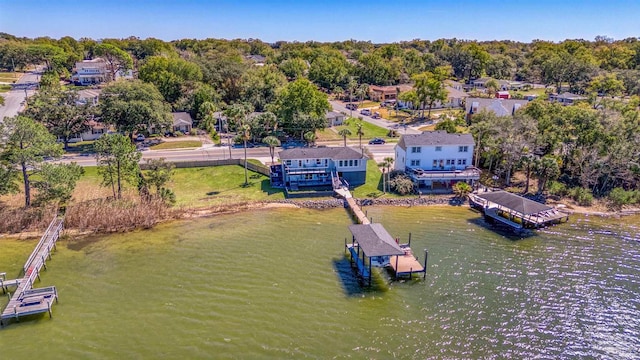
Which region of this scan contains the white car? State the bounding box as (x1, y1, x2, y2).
(360, 109, 371, 116)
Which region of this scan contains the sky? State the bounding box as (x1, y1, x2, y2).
(1, 0, 639, 43)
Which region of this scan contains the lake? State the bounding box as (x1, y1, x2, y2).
(0, 206, 639, 359)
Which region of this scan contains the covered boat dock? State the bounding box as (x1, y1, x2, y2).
(345, 224, 427, 286)
(469, 191, 569, 232)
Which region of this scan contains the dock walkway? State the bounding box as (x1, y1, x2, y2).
(1, 217, 63, 326)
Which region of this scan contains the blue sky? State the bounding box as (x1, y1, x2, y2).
(1, 0, 639, 42)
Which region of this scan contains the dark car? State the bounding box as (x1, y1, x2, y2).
(368, 137, 386, 145)
(345, 103, 358, 110)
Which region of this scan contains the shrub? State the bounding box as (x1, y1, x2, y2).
(389, 172, 415, 195)
(571, 187, 593, 206)
(189, 129, 197, 136)
(175, 131, 184, 137)
(608, 187, 640, 208)
(387, 129, 398, 137)
(547, 181, 570, 197)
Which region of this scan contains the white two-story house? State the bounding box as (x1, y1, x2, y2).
(71, 58, 108, 85)
(394, 131, 480, 191)
(271, 147, 367, 190)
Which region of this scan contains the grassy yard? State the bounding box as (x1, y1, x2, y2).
(65, 141, 96, 154)
(317, 117, 392, 142)
(65, 165, 284, 208)
(378, 107, 412, 122)
(150, 140, 202, 150)
(352, 160, 402, 199)
(0, 72, 21, 83)
(512, 87, 548, 98)
(357, 101, 380, 108)
(168, 165, 284, 207)
(0, 84, 12, 92)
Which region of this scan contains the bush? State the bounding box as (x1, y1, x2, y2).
(387, 129, 398, 137)
(548, 181, 570, 197)
(175, 131, 184, 137)
(608, 187, 640, 208)
(389, 172, 415, 195)
(189, 129, 197, 136)
(571, 187, 593, 206)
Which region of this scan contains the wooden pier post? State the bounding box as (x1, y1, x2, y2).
(423, 249, 428, 279)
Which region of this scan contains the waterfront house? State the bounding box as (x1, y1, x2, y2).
(271, 147, 367, 189)
(549, 92, 587, 105)
(326, 111, 346, 127)
(172, 112, 193, 133)
(394, 131, 480, 191)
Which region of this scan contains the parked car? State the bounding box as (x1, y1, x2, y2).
(371, 112, 381, 119)
(135, 134, 145, 142)
(368, 137, 386, 145)
(345, 103, 358, 110)
(360, 109, 372, 116)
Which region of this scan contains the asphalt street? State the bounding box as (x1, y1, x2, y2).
(0, 70, 41, 121)
(59, 142, 397, 167)
(329, 100, 420, 134)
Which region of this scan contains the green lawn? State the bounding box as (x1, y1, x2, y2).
(169, 165, 284, 206)
(352, 160, 402, 199)
(358, 101, 380, 108)
(0, 84, 11, 92)
(150, 140, 202, 150)
(70, 165, 284, 207)
(317, 117, 391, 142)
(66, 141, 96, 154)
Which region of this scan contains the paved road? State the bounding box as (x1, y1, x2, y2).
(0, 70, 41, 121)
(59, 142, 397, 167)
(329, 100, 420, 134)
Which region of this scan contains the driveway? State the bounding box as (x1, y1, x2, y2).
(329, 100, 420, 134)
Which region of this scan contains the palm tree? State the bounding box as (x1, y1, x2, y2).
(304, 131, 316, 147)
(200, 101, 217, 133)
(241, 123, 251, 185)
(378, 161, 387, 193)
(356, 84, 369, 108)
(263, 135, 280, 165)
(333, 86, 344, 101)
(453, 181, 472, 199)
(355, 121, 364, 150)
(383, 157, 394, 192)
(338, 128, 352, 147)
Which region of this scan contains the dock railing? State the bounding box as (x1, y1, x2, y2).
(23, 216, 59, 274)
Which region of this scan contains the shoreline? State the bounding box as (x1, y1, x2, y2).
(2, 195, 639, 241)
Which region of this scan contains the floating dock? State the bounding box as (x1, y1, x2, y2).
(1, 217, 63, 326)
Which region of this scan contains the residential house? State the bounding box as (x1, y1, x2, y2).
(394, 131, 480, 191)
(472, 78, 524, 91)
(245, 54, 266, 66)
(549, 92, 587, 105)
(77, 88, 101, 106)
(397, 86, 468, 109)
(326, 111, 346, 127)
(369, 84, 413, 102)
(71, 58, 108, 85)
(465, 97, 529, 121)
(172, 112, 193, 133)
(271, 147, 367, 189)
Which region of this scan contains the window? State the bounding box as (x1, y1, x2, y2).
(435, 146, 442, 151)
(410, 160, 421, 166)
(446, 159, 451, 165)
(461, 159, 467, 165)
(349, 160, 353, 166)
(304, 174, 313, 180)
(339, 160, 343, 167)
(457, 159, 462, 165)
(316, 159, 321, 165)
(298, 160, 302, 167)
(433, 160, 438, 167)
(285, 160, 291, 166)
(353, 160, 358, 167)
(324, 159, 328, 166)
(411, 147, 421, 153)
(459, 146, 468, 152)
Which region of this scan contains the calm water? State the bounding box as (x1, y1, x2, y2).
(0, 206, 639, 359)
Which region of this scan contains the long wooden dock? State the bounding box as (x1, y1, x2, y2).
(1, 217, 63, 326)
